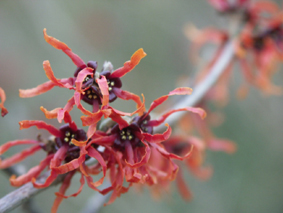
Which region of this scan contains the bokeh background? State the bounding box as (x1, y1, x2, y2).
(1, 0, 283, 213)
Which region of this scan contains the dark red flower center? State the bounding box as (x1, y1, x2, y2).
(53, 124, 87, 162)
(74, 61, 97, 77)
(112, 114, 154, 151)
(100, 70, 122, 102)
(81, 86, 102, 105)
(253, 37, 265, 51)
(113, 125, 141, 150)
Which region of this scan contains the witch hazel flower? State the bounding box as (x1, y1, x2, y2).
(144, 99, 235, 200)
(20, 29, 146, 122)
(0, 87, 8, 117)
(0, 109, 108, 212)
(184, 25, 233, 104)
(147, 135, 213, 200)
(78, 87, 206, 204)
(0, 110, 86, 187)
(178, 100, 236, 154)
(186, 1, 283, 98)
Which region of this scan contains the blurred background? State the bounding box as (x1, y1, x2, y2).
(1, 0, 283, 212)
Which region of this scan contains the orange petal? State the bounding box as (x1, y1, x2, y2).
(51, 171, 76, 213)
(19, 81, 56, 98)
(0, 139, 39, 156)
(111, 48, 147, 78)
(43, 60, 74, 89)
(10, 154, 54, 187)
(19, 120, 62, 138)
(43, 28, 85, 68)
(0, 145, 41, 169)
(40, 106, 61, 119)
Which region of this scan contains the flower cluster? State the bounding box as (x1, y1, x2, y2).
(187, 0, 283, 99)
(0, 29, 207, 212)
(236, 1, 283, 96)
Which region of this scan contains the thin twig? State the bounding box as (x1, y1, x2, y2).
(1, 157, 41, 213)
(0, 172, 66, 213)
(156, 39, 236, 132)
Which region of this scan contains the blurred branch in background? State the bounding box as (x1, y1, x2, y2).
(0, 171, 66, 213)
(1, 156, 40, 213)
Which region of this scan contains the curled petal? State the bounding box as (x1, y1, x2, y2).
(148, 107, 206, 127)
(58, 97, 76, 123)
(33, 146, 68, 188)
(43, 28, 71, 50)
(108, 112, 129, 130)
(40, 106, 61, 119)
(167, 159, 179, 181)
(151, 143, 193, 160)
(175, 169, 192, 200)
(0, 87, 8, 117)
(168, 87, 193, 96)
(43, 28, 85, 68)
(52, 152, 86, 174)
(143, 124, 171, 143)
(10, 154, 54, 187)
(62, 110, 77, 131)
(71, 138, 88, 147)
(86, 124, 97, 139)
(19, 120, 62, 138)
(108, 94, 145, 117)
(54, 172, 85, 199)
(105, 94, 145, 129)
(81, 110, 106, 126)
(125, 141, 151, 169)
(51, 171, 76, 213)
(74, 91, 93, 116)
(147, 87, 193, 115)
(53, 172, 84, 213)
(186, 159, 213, 181)
(0, 139, 38, 155)
(52, 146, 87, 174)
(43, 61, 74, 89)
(87, 146, 107, 187)
(105, 185, 131, 205)
(97, 76, 109, 107)
(75, 67, 94, 93)
(0, 145, 41, 169)
(125, 167, 141, 183)
(87, 135, 116, 147)
(184, 25, 228, 63)
(113, 88, 145, 115)
(19, 81, 56, 98)
(32, 170, 59, 188)
(50, 145, 68, 168)
(84, 175, 100, 192)
(111, 48, 147, 78)
(208, 139, 237, 154)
